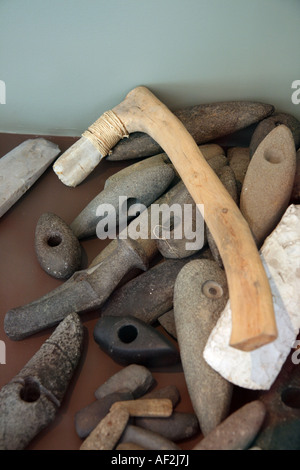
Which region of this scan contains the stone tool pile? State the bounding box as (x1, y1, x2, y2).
(0, 94, 299, 450)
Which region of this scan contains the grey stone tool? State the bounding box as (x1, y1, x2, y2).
(249, 111, 300, 157)
(93, 315, 180, 367)
(70, 153, 175, 239)
(99, 256, 209, 325)
(240, 125, 296, 247)
(0, 312, 83, 450)
(106, 101, 274, 161)
(135, 411, 200, 442)
(75, 390, 134, 439)
(4, 237, 149, 341)
(35, 212, 82, 279)
(192, 400, 267, 450)
(94, 364, 155, 400)
(118, 424, 181, 450)
(0, 138, 60, 218)
(173, 259, 232, 435)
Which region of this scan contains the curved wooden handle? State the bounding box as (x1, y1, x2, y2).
(113, 86, 277, 351)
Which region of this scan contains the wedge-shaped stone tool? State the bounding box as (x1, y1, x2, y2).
(0, 138, 60, 217)
(54, 86, 277, 352)
(105, 101, 274, 161)
(4, 237, 148, 340)
(100, 256, 209, 325)
(35, 212, 82, 279)
(94, 364, 155, 400)
(249, 111, 300, 157)
(204, 204, 300, 390)
(192, 401, 267, 450)
(0, 312, 83, 450)
(174, 259, 232, 435)
(93, 315, 180, 367)
(75, 390, 134, 439)
(118, 424, 181, 450)
(254, 354, 300, 450)
(240, 125, 296, 247)
(135, 411, 200, 442)
(70, 153, 175, 239)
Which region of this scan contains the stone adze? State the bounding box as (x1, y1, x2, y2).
(53, 86, 277, 352)
(105, 101, 275, 161)
(0, 312, 83, 450)
(0, 138, 60, 217)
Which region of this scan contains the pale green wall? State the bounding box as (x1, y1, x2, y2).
(0, 0, 299, 136)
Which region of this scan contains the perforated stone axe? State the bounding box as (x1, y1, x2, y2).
(53, 86, 277, 351)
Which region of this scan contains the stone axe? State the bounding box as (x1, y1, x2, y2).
(53, 86, 277, 351)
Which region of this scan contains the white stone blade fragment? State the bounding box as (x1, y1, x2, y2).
(0, 138, 60, 217)
(53, 136, 102, 187)
(203, 204, 300, 390)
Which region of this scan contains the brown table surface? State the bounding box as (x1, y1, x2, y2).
(0, 132, 259, 450)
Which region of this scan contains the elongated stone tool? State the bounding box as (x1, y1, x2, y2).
(192, 401, 267, 450)
(105, 101, 274, 161)
(174, 259, 232, 435)
(254, 354, 300, 450)
(56, 86, 277, 352)
(94, 364, 155, 400)
(75, 390, 134, 439)
(118, 424, 181, 450)
(93, 315, 180, 367)
(0, 138, 60, 217)
(70, 154, 175, 239)
(0, 312, 83, 450)
(80, 405, 130, 450)
(135, 411, 200, 442)
(35, 212, 82, 279)
(4, 237, 149, 340)
(249, 111, 300, 157)
(240, 125, 296, 247)
(204, 204, 300, 390)
(100, 257, 208, 325)
(111, 398, 173, 417)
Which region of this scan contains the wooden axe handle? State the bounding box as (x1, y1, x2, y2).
(113, 86, 277, 351)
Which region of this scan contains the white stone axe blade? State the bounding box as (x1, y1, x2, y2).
(203, 204, 300, 390)
(53, 86, 277, 352)
(0, 138, 60, 217)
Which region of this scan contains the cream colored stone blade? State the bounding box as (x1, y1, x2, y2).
(0, 138, 60, 217)
(53, 136, 103, 187)
(203, 204, 300, 390)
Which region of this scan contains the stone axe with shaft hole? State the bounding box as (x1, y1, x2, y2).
(53, 86, 277, 352)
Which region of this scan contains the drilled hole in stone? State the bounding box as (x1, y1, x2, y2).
(47, 234, 62, 247)
(19, 377, 41, 402)
(118, 325, 138, 344)
(264, 149, 282, 164)
(281, 387, 300, 409)
(202, 280, 223, 299)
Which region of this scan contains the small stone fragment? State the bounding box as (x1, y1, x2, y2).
(135, 411, 200, 442)
(174, 259, 232, 435)
(227, 147, 250, 196)
(94, 316, 180, 368)
(119, 424, 181, 450)
(35, 212, 82, 279)
(94, 364, 155, 400)
(192, 401, 267, 450)
(80, 406, 130, 450)
(240, 125, 296, 246)
(249, 111, 300, 157)
(111, 398, 173, 417)
(75, 390, 133, 439)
